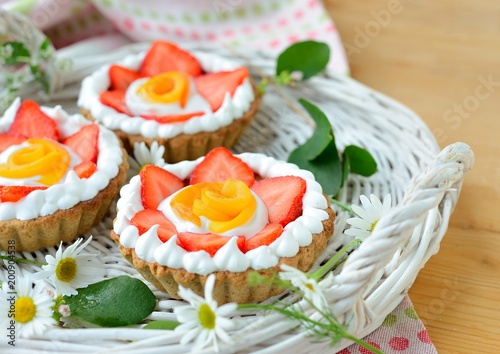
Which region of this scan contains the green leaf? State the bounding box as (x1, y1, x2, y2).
(63, 276, 156, 327)
(276, 41, 330, 80)
(30, 65, 49, 92)
(296, 98, 333, 160)
(343, 145, 377, 177)
(39, 38, 51, 52)
(341, 151, 350, 188)
(38, 38, 54, 60)
(289, 138, 342, 196)
(144, 320, 180, 330)
(1, 41, 30, 65)
(289, 99, 342, 195)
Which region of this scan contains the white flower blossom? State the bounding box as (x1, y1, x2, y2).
(127, 141, 166, 178)
(345, 194, 392, 240)
(32, 236, 105, 296)
(174, 274, 236, 352)
(279, 264, 328, 309)
(0, 276, 56, 338)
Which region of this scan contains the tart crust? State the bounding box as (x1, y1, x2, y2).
(81, 83, 260, 164)
(0, 149, 129, 252)
(110, 198, 335, 305)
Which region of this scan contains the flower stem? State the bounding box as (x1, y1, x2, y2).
(0, 255, 46, 266)
(344, 333, 384, 354)
(312, 239, 361, 280)
(329, 198, 353, 213)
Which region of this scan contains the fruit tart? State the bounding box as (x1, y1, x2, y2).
(0, 99, 128, 252)
(78, 40, 260, 164)
(111, 147, 335, 304)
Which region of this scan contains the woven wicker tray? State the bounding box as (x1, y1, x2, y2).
(1, 44, 473, 353)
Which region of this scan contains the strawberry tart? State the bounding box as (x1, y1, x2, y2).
(111, 147, 335, 304)
(0, 99, 128, 252)
(78, 41, 259, 164)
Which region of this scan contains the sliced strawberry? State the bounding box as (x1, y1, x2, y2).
(140, 164, 184, 209)
(130, 209, 177, 242)
(140, 111, 205, 124)
(194, 67, 249, 111)
(9, 100, 59, 140)
(109, 64, 145, 91)
(62, 124, 99, 163)
(244, 223, 284, 252)
(176, 232, 245, 257)
(0, 186, 48, 203)
(189, 147, 255, 187)
(99, 90, 131, 116)
(0, 133, 26, 153)
(139, 41, 203, 77)
(74, 161, 97, 179)
(251, 176, 306, 227)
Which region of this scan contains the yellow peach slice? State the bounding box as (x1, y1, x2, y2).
(137, 71, 190, 107)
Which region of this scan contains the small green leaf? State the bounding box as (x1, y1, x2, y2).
(289, 138, 342, 196)
(297, 98, 333, 160)
(1, 41, 30, 65)
(341, 151, 350, 188)
(257, 78, 269, 95)
(276, 41, 330, 80)
(144, 320, 180, 330)
(30, 65, 49, 92)
(39, 38, 51, 52)
(38, 38, 54, 60)
(63, 275, 156, 327)
(343, 145, 377, 177)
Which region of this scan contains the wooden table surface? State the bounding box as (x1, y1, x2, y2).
(324, 1, 500, 352)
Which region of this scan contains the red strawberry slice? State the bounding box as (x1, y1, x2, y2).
(9, 100, 59, 140)
(0, 186, 48, 203)
(62, 124, 100, 163)
(130, 209, 177, 242)
(176, 232, 245, 257)
(194, 67, 249, 111)
(141, 111, 205, 124)
(189, 147, 255, 187)
(244, 223, 284, 252)
(99, 90, 131, 116)
(109, 64, 145, 91)
(140, 164, 184, 209)
(0, 133, 26, 153)
(74, 161, 97, 179)
(251, 176, 306, 227)
(139, 41, 203, 77)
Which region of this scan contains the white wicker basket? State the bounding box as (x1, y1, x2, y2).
(0, 44, 473, 354)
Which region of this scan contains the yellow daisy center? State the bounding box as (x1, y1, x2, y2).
(370, 219, 379, 232)
(304, 282, 315, 292)
(56, 257, 78, 282)
(14, 297, 37, 323)
(198, 303, 216, 330)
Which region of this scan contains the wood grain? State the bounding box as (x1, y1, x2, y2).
(323, 1, 500, 352)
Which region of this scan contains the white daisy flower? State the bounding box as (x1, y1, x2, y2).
(127, 141, 166, 177)
(0, 276, 56, 338)
(345, 194, 392, 240)
(32, 236, 105, 296)
(174, 274, 236, 352)
(279, 264, 328, 310)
